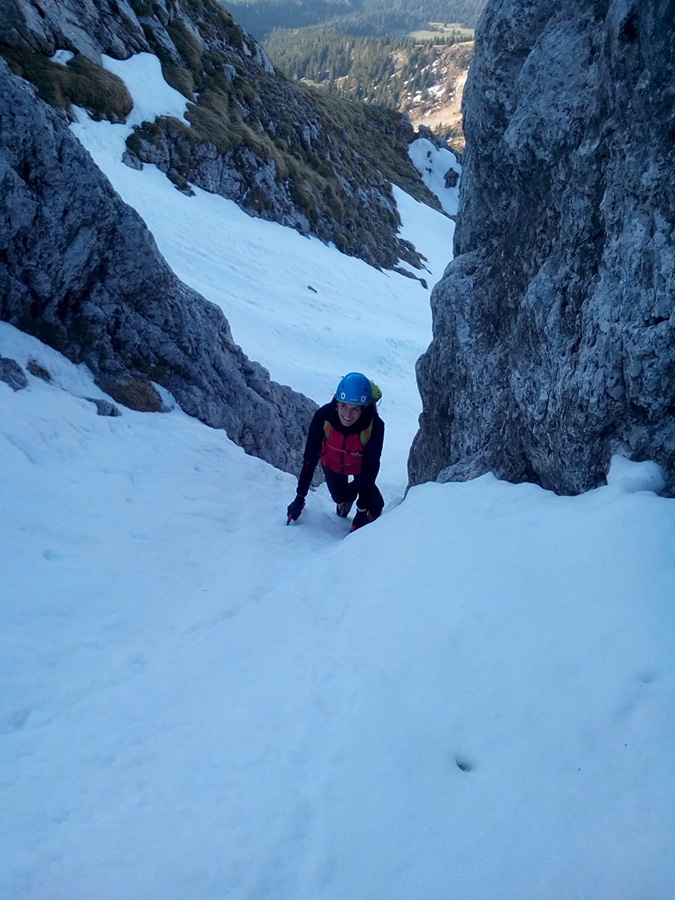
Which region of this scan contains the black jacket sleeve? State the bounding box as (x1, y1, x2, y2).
(355, 415, 384, 510)
(296, 407, 327, 497)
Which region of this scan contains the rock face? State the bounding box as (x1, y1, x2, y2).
(0, 59, 315, 473)
(409, 0, 675, 495)
(0, 0, 149, 62)
(0, 356, 28, 391)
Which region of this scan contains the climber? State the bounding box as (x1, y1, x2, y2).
(286, 372, 385, 532)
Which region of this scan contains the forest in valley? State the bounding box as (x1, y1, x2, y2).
(263, 26, 475, 107)
(220, 0, 486, 145)
(221, 0, 486, 39)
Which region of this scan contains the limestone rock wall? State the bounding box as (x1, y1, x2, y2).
(0, 59, 315, 473)
(0, 0, 149, 62)
(409, 0, 675, 495)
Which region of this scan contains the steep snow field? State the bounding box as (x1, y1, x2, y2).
(1, 54, 674, 900)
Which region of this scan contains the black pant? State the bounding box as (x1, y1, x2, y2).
(322, 467, 384, 518)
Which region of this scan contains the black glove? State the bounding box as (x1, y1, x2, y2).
(350, 508, 372, 532)
(287, 494, 305, 521)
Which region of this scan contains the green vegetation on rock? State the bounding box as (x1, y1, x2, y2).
(0, 44, 133, 122)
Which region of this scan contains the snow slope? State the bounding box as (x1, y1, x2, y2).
(1, 54, 674, 900)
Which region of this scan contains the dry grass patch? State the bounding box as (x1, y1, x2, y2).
(0, 44, 133, 122)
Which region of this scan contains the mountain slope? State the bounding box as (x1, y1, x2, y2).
(1, 127, 673, 897)
(0, 0, 443, 269)
(264, 26, 475, 148)
(60, 54, 458, 490)
(1, 20, 673, 897)
(0, 56, 316, 471)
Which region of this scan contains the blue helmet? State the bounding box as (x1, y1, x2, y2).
(335, 372, 372, 405)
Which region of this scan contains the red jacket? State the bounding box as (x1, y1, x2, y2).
(296, 399, 384, 508)
(319, 419, 373, 475)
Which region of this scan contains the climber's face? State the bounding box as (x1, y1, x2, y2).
(337, 402, 363, 427)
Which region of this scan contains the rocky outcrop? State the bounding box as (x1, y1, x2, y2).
(0, 59, 315, 473)
(0, 0, 149, 63)
(0, 356, 28, 391)
(409, 0, 675, 495)
(1, 0, 437, 270)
